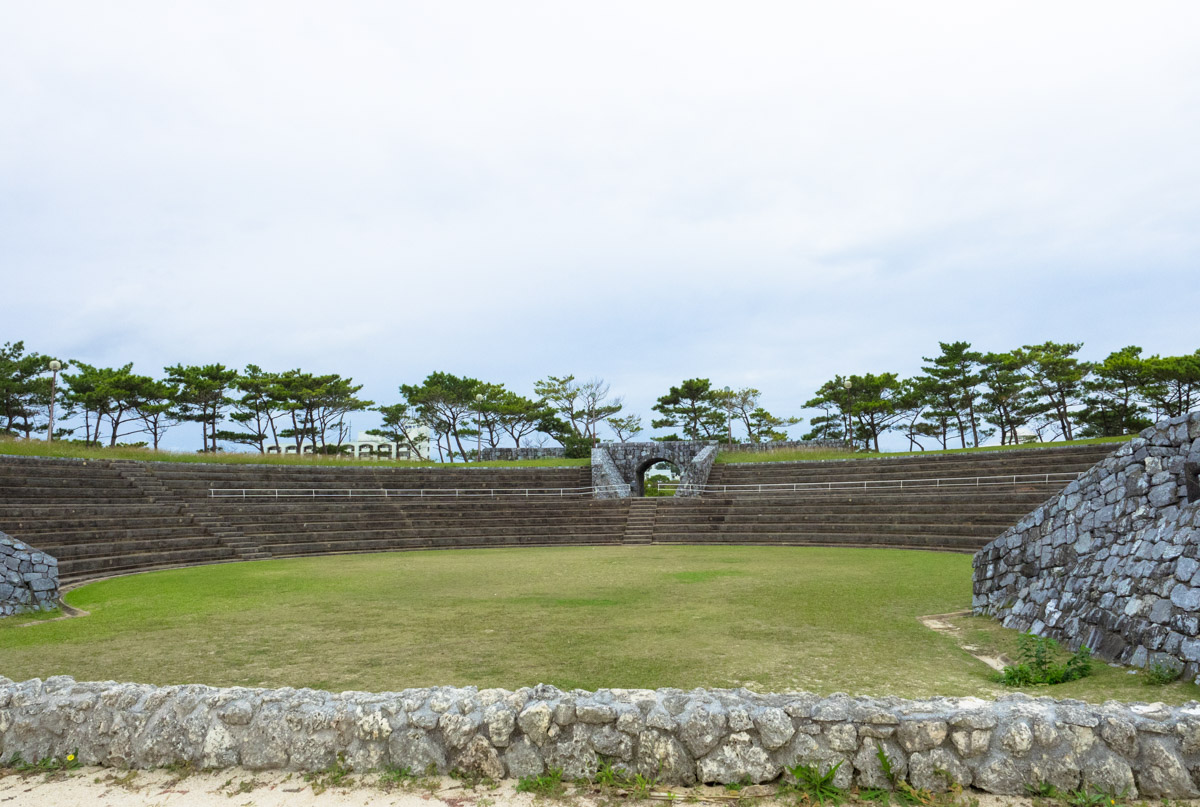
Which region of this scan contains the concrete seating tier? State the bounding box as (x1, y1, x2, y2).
(200, 499, 630, 559)
(706, 444, 1113, 489)
(0, 443, 1121, 585)
(139, 462, 592, 502)
(0, 456, 247, 580)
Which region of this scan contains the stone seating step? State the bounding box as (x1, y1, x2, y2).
(44, 535, 227, 559)
(261, 534, 623, 557)
(236, 524, 627, 545)
(57, 546, 239, 578)
(651, 531, 983, 550)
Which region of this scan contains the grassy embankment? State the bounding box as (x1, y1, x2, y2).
(0, 437, 588, 469)
(714, 434, 1135, 464)
(1, 434, 1134, 469)
(3, 545, 1195, 703)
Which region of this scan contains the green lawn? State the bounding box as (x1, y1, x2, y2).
(714, 435, 1134, 464)
(0, 437, 588, 469)
(2, 434, 1133, 470)
(3, 546, 1193, 702)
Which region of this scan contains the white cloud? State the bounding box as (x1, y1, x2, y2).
(1, 1, 1198, 448)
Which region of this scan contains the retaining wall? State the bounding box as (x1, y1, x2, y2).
(974, 412, 1200, 676)
(0, 532, 58, 617)
(4, 676, 1200, 796)
(480, 447, 568, 461)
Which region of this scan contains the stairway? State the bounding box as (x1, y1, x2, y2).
(111, 462, 273, 562)
(623, 499, 658, 544)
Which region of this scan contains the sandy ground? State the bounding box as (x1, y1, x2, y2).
(3, 767, 521, 807)
(0, 766, 1140, 807)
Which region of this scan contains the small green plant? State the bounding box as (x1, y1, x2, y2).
(1063, 786, 1111, 807)
(517, 767, 566, 798)
(162, 759, 196, 779)
(377, 764, 415, 787)
(1146, 661, 1184, 686)
(377, 763, 439, 791)
(997, 634, 1093, 686)
(629, 772, 655, 799)
(303, 753, 353, 795)
(876, 744, 897, 785)
(1025, 780, 1060, 798)
(109, 770, 139, 788)
(593, 758, 621, 788)
(781, 762, 844, 805)
(726, 776, 753, 792)
(5, 749, 82, 776)
(868, 744, 929, 807)
(450, 767, 496, 789)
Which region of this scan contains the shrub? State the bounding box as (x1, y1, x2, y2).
(997, 633, 1093, 687)
(560, 433, 595, 459)
(1145, 661, 1184, 686)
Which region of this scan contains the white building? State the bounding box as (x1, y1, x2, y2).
(266, 429, 432, 461)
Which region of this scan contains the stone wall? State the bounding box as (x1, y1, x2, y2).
(974, 412, 1200, 676)
(0, 532, 58, 618)
(6, 676, 1200, 796)
(591, 447, 631, 499)
(594, 442, 719, 497)
(480, 447, 567, 461)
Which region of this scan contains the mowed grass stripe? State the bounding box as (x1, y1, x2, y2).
(3, 546, 1196, 702)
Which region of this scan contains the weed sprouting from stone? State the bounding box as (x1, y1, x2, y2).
(781, 762, 844, 805)
(303, 752, 353, 795)
(517, 767, 566, 798)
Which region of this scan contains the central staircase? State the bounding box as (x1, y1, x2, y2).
(623, 499, 658, 544)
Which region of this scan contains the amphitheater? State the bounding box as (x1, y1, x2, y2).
(3, 415, 1200, 797)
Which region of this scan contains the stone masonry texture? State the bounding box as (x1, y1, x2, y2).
(974, 412, 1200, 678)
(0, 531, 59, 618)
(8, 676, 1200, 795)
(592, 442, 719, 498)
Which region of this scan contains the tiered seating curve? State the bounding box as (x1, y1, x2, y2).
(0, 456, 240, 580)
(653, 444, 1115, 551)
(0, 442, 1119, 586)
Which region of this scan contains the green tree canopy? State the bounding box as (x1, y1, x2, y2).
(651, 378, 726, 441)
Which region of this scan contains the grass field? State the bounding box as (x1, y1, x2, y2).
(2, 434, 1131, 470)
(713, 435, 1135, 464)
(3, 545, 1194, 702)
(0, 437, 589, 469)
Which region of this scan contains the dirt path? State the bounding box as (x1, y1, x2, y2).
(918, 610, 1011, 672)
(0, 766, 1123, 807)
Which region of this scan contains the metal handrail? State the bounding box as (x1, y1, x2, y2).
(208, 484, 632, 499)
(670, 471, 1080, 496)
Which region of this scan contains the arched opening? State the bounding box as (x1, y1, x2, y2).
(635, 457, 682, 497)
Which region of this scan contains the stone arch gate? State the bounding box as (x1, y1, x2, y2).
(591, 441, 719, 498)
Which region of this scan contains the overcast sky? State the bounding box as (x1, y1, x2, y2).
(3, 2, 1199, 451)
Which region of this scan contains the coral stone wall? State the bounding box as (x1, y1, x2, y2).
(0, 532, 58, 617)
(974, 413, 1200, 675)
(593, 442, 719, 498)
(6, 677, 1200, 796)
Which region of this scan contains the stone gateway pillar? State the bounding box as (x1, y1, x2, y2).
(591, 441, 719, 498)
